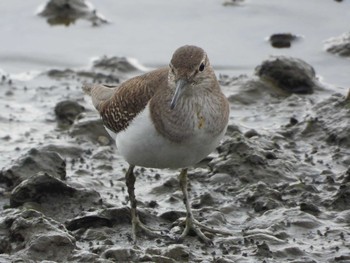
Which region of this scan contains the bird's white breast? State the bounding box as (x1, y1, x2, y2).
(106, 104, 226, 169)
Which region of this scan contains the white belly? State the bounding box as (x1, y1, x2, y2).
(106, 105, 226, 169)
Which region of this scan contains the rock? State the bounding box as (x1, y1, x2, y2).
(0, 148, 66, 189)
(325, 32, 350, 57)
(269, 33, 299, 48)
(0, 208, 75, 262)
(54, 100, 85, 127)
(255, 56, 318, 94)
(37, 0, 108, 26)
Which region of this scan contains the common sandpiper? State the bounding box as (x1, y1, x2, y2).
(83, 45, 230, 244)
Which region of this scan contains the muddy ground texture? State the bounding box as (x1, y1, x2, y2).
(1, 45, 350, 262)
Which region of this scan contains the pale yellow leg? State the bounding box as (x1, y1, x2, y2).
(178, 168, 231, 245)
(125, 165, 161, 243)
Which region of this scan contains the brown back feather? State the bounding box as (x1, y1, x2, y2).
(98, 67, 168, 133)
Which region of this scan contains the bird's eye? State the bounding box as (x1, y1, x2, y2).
(199, 63, 205, 72)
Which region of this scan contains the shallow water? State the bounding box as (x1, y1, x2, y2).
(0, 0, 349, 86)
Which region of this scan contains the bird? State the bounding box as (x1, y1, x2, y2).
(82, 45, 230, 245)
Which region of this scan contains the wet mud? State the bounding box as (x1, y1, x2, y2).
(1, 51, 350, 262)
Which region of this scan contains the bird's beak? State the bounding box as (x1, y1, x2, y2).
(170, 79, 187, 110)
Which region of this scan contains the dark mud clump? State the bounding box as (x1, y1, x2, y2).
(269, 33, 299, 48)
(70, 118, 113, 145)
(325, 32, 350, 57)
(0, 148, 66, 189)
(10, 172, 102, 223)
(255, 56, 319, 94)
(222, 0, 245, 7)
(47, 68, 121, 84)
(38, 0, 108, 26)
(92, 56, 139, 73)
(46, 55, 139, 84)
(0, 209, 76, 262)
(54, 100, 85, 127)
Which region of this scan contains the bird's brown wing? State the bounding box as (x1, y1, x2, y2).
(83, 67, 169, 134)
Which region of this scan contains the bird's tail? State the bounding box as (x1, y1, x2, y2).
(82, 83, 117, 110)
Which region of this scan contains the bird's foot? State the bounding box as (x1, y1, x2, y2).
(176, 216, 231, 245)
(131, 215, 163, 244)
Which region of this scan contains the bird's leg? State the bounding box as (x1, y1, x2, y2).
(178, 168, 212, 244)
(125, 165, 160, 243)
(178, 168, 231, 245)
